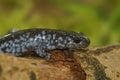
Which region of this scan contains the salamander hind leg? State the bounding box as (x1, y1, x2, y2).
(35, 48, 51, 59)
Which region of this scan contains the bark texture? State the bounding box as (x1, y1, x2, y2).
(0, 44, 120, 80)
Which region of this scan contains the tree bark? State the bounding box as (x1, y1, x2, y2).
(0, 44, 120, 80)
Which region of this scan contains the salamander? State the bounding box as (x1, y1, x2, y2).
(0, 28, 90, 59)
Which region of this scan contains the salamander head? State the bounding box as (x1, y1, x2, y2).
(66, 32, 90, 49)
(75, 32, 90, 48)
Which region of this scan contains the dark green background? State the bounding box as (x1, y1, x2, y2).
(0, 0, 120, 46)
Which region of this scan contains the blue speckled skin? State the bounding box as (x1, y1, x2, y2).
(0, 28, 90, 59)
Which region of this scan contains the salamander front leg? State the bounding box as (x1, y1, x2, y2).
(35, 48, 51, 59)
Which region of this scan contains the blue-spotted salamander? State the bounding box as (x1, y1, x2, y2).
(0, 28, 90, 59)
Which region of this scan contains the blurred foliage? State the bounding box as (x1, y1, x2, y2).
(0, 0, 120, 46)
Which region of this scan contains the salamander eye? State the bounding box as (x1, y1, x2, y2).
(74, 39, 81, 43)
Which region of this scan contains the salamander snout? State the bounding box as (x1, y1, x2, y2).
(74, 32, 90, 49)
(79, 36, 90, 48)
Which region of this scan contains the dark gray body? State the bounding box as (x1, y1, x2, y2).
(0, 28, 90, 59)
